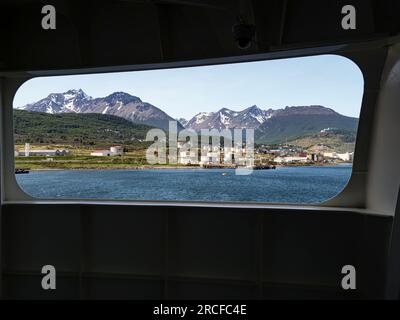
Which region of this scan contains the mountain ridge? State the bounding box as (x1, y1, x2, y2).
(17, 89, 359, 145)
(18, 89, 181, 131)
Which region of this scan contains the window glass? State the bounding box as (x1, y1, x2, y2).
(13, 55, 363, 204)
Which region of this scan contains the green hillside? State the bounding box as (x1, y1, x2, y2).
(14, 110, 153, 146)
(288, 129, 357, 153)
(255, 114, 359, 144)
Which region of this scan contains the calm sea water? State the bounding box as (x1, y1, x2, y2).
(15, 166, 352, 204)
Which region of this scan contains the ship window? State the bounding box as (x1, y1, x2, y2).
(13, 54, 363, 204)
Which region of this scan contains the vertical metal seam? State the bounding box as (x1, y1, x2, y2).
(258, 212, 264, 299)
(164, 208, 170, 299)
(79, 205, 89, 300)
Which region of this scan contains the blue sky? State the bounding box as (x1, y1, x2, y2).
(13, 54, 364, 120)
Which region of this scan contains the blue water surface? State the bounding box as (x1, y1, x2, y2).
(15, 166, 352, 204)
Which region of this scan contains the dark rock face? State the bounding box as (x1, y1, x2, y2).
(18, 89, 181, 131)
(17, 90, 358, 143)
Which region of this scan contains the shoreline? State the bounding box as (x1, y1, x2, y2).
(19, 163, 353, 172)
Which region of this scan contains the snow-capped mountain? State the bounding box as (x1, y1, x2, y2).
(185, 105, 274, 131)
(184, 105, 358, 144)
(176, 118, 189, 127)
(17, 89, 92, 114)
(17, 89, 182, 130)
(17, 90, 358, 144)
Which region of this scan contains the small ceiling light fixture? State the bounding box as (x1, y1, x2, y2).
(232, 16, 255, 50)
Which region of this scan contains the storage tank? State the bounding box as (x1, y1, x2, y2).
(110, 146, 123, 155)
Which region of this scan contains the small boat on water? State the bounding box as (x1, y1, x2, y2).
(222, 172, 229, 176)
(15, 169, 30, 174)
(253, 165, 276, 170)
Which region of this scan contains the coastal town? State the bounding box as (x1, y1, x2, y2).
(14, 141, 353, 172)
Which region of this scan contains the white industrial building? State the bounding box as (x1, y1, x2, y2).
(336, 152, 354, 162)
(90, 146, 124, 157)
(90, 150, 112, 157)
(110, 146, 124, 155)
(200, 152, 220, 165)
(16, 144, 71, 157)
(323, 152, 354, 162)
(179, 151, 198, 165)
(274, 156, 309, 164)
